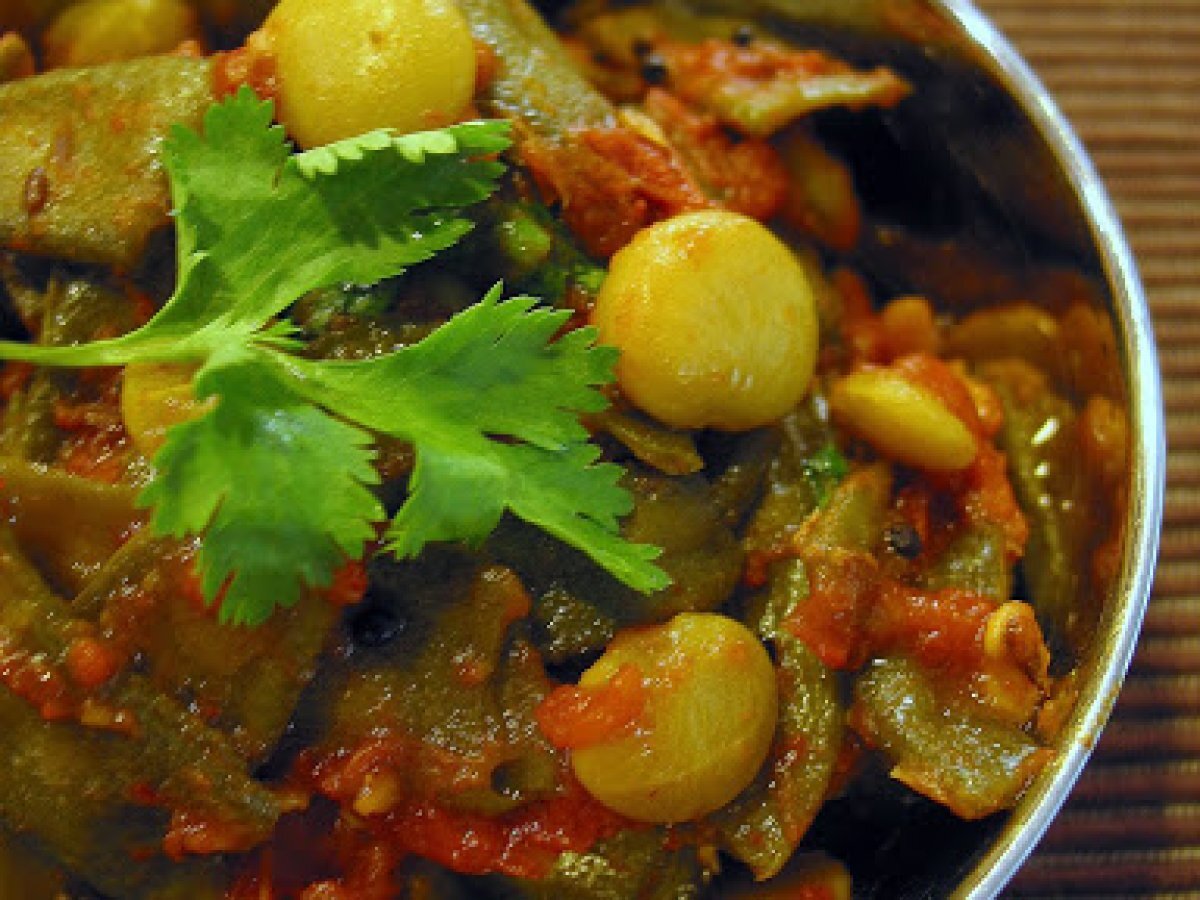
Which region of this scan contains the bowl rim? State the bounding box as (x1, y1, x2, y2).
(924, 2, 1168, 897)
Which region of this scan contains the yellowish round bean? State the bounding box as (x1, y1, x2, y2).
(570, 612, 778, 823)
(592, 210, 818, 432)
(880, 295, 939, 357)
(830, 367, 977, 471)
(42, 0, 199, 69)
(120, 362, 208, 457)
(263, 0, 476, 148)
(0, 32, 36, 81)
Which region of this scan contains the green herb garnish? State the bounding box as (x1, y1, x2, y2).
(803, 443, 850, 507)
(0, 88, 667, 625)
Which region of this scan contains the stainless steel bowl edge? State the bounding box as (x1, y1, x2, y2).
(933, 2, 1167, 897)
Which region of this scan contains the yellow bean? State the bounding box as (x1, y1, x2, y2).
(880, 295, 939, 357)
(120, 362, 207, 457)
(42, 0, 199, 69)
(0, 32, 35, 82)
(830, 367, 977, 471)
(592, 210, 818, 432)
(263, 0, 476, 148)
(570, 612, 778, 823)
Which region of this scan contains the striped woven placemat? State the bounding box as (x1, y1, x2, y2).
(973, 1, 1200, 896)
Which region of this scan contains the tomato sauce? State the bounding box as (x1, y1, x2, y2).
(783, 551, 997, 677)
(867, 582, 993, 675)
(641, 88, 788, 220)
(52, 369, 133, 484)
(521, 124, 711, 258)
(291, 739, 636, 888)
(374, 780, 631, 880)
(213, 30, 279, 102)
(536, 661, 648, 749)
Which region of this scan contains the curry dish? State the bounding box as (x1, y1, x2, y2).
(0, 0, 1128, 897)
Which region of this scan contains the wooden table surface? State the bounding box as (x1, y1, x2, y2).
(973, 1, 1200, 896)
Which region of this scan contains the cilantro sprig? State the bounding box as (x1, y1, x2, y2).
(0, 88, 668, 625)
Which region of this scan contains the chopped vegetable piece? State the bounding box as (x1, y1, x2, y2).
(312, 553, 559, 818)
(495, 828, 704, 899)
(72, 529, 340, 761)
(717, 559, 843, 880)
(458, 0, 615, 134)
(0, 456, 143, 595)
(852, 656, 1052, 819)
(654, 37, 911, 137)
(42, 0, 200, 69)
(0, 56, 213, 268)
(982, 360, 1094, 650)
(0, 526, 280, 897)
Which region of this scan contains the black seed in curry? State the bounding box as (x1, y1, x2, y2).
(348, 604, 406, 648)
(885, 521, 923, 559)
(640, 53, 669, 85)
(732, 25, 755, 46)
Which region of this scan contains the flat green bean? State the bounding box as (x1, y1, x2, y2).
(317, 551, 560, 817)
(0, 456, 142, 596)
(0, 56, 212, 268)
(0, 270, 146, 469)
(715, 462, 891, 875)
(741, 404, 844, 566)
(0, 526, 279, 897)
(853, 656, 1049, 820)
(986, 369, 1093, 652)
(715, 465, 887, 879)
(717, 563, 843, 880)
(457, 0, 615, 135)
(489, 469, 743, 655)
(587, 407, 704, 477)
(73, 528, 339, 763)
(489, 829, 702, 900)
(920, 523, 1010, 601)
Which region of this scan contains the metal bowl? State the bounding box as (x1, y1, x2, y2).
(676, 0, 1165, 895)
(918, 4, 1164, 896)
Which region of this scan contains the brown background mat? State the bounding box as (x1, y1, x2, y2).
(974, 0, 1200, 896)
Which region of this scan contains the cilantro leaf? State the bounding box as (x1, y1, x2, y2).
(299, 288, 612, 448)
(803, 443, 850, 506)
(285, 287, 669, 593)
(0, 88, 510, 366)
(140, 345, 383, 626)
(0, 90, 668, 625)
